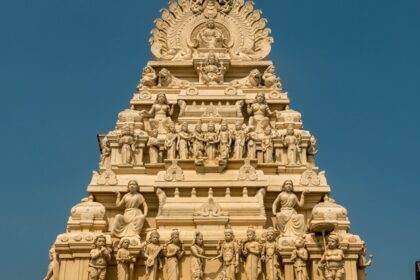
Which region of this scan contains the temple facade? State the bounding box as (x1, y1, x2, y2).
(43, 1, 372, 280)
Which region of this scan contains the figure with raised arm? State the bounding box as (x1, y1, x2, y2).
(88, 235, 111, 280)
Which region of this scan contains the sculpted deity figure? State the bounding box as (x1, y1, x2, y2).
(141, 93, 174, 134)
(246, 130, 258, 160)
(216, 227, 239, 280)
(195, 20, 226, 49)
(247, 93, 275, 133)
(272, 180, 306, 237)
(283, 125, 301, 166)
(137, 66, 157, 90)
(112, 180, 148, 238)
(261, 228, 280, 280)
(198, 53, 226, 85)
(242, 227, 262, 280)
(319, 234, 345, 280)
(357, 243, 373, 280)
(307, 135, 318, 167)
(232, 122, 246, 159)
(218, 122, 232, 160)
(190, 0, 205, 14)
(118, 125, 137, 165)
(204, 122, 219, 160)
(147, 129, 160, 164)
(177, 122, 192, 160)
(290, 238, 309, 280)
(165, 123, 178, 160)
(43, 247, 60, 280)
(192, 122, 206, 159)
(190, 232, 212, 280)
(100, 136, 111, 169)
(163, 229, 185, 280)
(116, 239, 136, 280)
(88, 235, 111, 280)
(262, 65, 282, 89)
(261, 127, 274, 163)
(144, 230, 163, 280)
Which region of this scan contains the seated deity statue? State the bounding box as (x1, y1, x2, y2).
(247, 93, 276, 133)
(198, 53, 226, 85)
(88, 235, 111, 280)
(137, 66, 157, 90)
(272, 180, 306, 237)
(141, 93, 174, 133)
(262, 65, 282, 90)
(112, 180, 148, 238)
(194, 20, 227, 49)
(319, 234, 345, 280)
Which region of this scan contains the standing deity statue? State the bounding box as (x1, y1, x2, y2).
(118, 125, 137, 165)
(88, 235, 112, 280)
(204, 122, 219, 161)
(262, 65, 282, 89)
(147, 129, 160, 164)
(261, 127, 274, 163)
(283, 125, 301, 166)
(190, 231, 212, 280)
(261, 228, 280, 280)
(194, 19, 227, 49)
(100, 136, 111, 169)
(192, 122, 206, 159)
(307, 135, 318, 167)
(218, 122, 232, 160)
(272, 180, 306, 237)
(357, 243, 373, 280)
(177, 122, 192, 160)
(112, 180, 148, 238)
(137, 66, 157, 90)
(290, 237, 309, 280)
(242, 227, 262, 280)
(43, 247, 60, 280)
(247, 93, 275, 133)
(198, 53, 226, 85)
(319, 234, 345, 280)
(163, 229, 185, 280)
(144, 230, 163, 280)
(141, 93, 174, 133)
(116, 239, 136, 280)
(246, 130, 258, 160)
(216, 227, 240, 280)
(232, 122, 246, 159)
(165, 123, 178, 160)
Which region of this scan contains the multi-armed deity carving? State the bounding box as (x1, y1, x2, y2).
(190, 232, 212, 280)
(216, 226, 240, 280)
(197, 53, 226, 85)
(112, 180, 148, 238)
(88, 235, 112, 280)
(319, 234, 345, 280)
(163, 229, 185, 280)
(290, 237, 309, 280)
(144, 230, 163, 280)
(261, 228, 280, 280)
(272, 180, 306, 237)
(116, 239, 136, 280)
(242, 227, 262, 280)
(192, 19, 228, 49)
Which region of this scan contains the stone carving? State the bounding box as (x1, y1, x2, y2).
(357, 243, 373, 280)
(156, 188, 167, 216)
(233, 122, 246, 159)
(163, 229, 185, 280)
(262, 65, 282, 90)
(137, 66, 157, 90)
(319, 234, 345, 280)
(290, 237, 309, 280)
(141, 93, 174, 134)
(242, 227, 262, 280)
(88, 235, 111, 280)
(255, 188, 266, 216)
(218, 121, 232, 160)
(99, 136, 111, 169)
(197, 53, 226, 85)
(95, 169, 118, 186)
(164, 160, 184, 181)
(238, 159, 258, 181)
(272, 180, 306, 237)
(190, 0, 205, 15)
(261, 228, 280, 280)
(116, 239, 136, 280)
(283, 125, 301, 166)
(158, 68, 190, 88)
(261, 127, 274, 163)
(118, 125, 138, 165)
(43, 247, 60, 280)
(177, 122, 192, 160)
(165, 123, 178, 160)
(231, 69, 261, 88)
(300, 166, 321, 187)
(192, 122, 206, 159)
(235, 100, 244, 117)
(246, 131, 258, 160)
(204, 122, 219, 160)
(307, 136, 318, 166)
(190, 231, 212, 280)
(247, 93, 275, 133)
(178, 100, 187, 117)
(193, 19, 228, 49)
(112, 180, 148, 238)
(147, 129, 160, 164)
(216, 226, 240, 280)
(194, 197, 227, 217)
(144, 230, 163, 280)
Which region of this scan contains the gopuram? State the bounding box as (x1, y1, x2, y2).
(43, 1, 373, 280)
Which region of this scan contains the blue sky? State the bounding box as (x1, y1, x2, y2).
(0, 0, 419, 279)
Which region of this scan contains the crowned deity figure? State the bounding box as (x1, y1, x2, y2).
(112, 180, 148, 238)
(232, 122, 246, 160)
(177, 122, 192, 160)
(218, 121, 232, 160)
(291, 237, 309, 280)
(118, 125, 137, 165)
(247, 93, 275, 133)
(198, 53, 226, 85)
(261, 127, 274, 163)
(194, 19, 227, 49)
(261, 228, 280, 280)
(242, 227, 262, 280)
(165, 123, 178, 160)
(283, 125, 301, 166)
(190, 232, 212, 280)
(144, 230, 163, 280)
(163, 229, 185, 280)
(88, 236, 112, 280)
(272, 180, 306, 237)
(204, 122, 219, 161)
(216, 227, 240, 280)
(319, 234, 345, 280)
(141, 93, 174, 133)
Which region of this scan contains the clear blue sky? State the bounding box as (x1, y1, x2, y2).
(0, 0, 419, 279)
